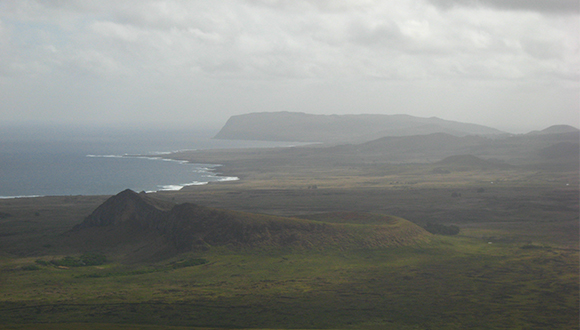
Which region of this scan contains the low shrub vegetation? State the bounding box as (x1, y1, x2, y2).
(20, 265, 40, 271)
(170, 258, 208, 269)
(423, 222, 460, 235)
(49, 253, 107, 267)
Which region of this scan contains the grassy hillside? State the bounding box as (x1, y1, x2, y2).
(55, 191, 431, 262)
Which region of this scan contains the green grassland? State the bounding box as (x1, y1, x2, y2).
(0, 148, 578, 329)
(1, 232, 577, 329)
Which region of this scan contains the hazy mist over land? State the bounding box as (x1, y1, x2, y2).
(0, 0, 578, 133)
(1, 3, 579, 329)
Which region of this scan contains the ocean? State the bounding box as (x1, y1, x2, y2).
(0, 125, 293, 198)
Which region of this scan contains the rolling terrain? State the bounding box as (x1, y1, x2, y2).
(168, 124, 579, 191)
(0, 119, 578, 329)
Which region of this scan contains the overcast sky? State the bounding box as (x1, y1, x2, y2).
(1, 0, 578, 133)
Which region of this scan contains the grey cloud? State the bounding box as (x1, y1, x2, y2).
(0, 0, 577, 131)
(245, 0, 376, 12)
(347, 20, 404, 47)
(522, 39, 564, 60)
(429, 0, 579, 14)
(2, 0, 576, 81)
(198, 58, 243, 75)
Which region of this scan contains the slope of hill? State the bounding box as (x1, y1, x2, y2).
(339, 133, 489, 163)
(73, 189, 172, 229)
(64, 190, 430, 260)
(214, 112, 506, 143)
(537, 142, 580, 159)
(321, 128, 579, 164)
(527, 125, 579, 135)
(434, 155, 512, 170)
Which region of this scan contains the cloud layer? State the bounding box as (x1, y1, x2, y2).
(1, 0, 578, 132)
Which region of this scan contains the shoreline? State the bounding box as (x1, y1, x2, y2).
(0, 129, 305, 199)
(0, 154, 240, 200)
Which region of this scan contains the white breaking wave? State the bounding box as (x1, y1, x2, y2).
(84, 152, 238, 193)
(86, 154, 124, 158)
(0, 195, 44, 199)
(88, 153, 191, 165)
(158, 181, 210, 191)
(215, 176, 239, 182)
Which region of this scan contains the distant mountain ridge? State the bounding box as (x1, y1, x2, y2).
(214, 112, 506, 143)
(67, 190, 430, 261)
(181, 127, 579, 171)
(527, 125, 579, 135)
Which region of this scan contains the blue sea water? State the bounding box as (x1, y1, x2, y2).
(0, 125, 293, 197)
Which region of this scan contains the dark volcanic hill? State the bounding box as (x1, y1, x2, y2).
(214, 112, 505, 143)
(73, 189, 172, 229)
(66, 190, 430, 261)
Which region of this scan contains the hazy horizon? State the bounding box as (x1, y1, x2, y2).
(1, 1, 578, 133)
(1, 111, 577, 136)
